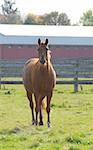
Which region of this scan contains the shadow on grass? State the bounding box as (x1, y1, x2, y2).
(0, 127, 21, 136)
(51, 102, 71, 109)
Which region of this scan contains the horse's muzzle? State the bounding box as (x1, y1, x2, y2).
(40, 57, 45, 64)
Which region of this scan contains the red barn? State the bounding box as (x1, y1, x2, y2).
(0, 24, 93, 60)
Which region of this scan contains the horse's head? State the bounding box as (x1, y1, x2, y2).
(37, 38, 50, 65)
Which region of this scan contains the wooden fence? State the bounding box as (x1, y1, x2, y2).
(0, 58, 93, 92)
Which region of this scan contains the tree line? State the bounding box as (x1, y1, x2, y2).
(0, 0, 93, 26)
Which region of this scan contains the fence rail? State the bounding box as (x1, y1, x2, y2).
(0, 58, 93, 92)
(52, 58, 93, 78)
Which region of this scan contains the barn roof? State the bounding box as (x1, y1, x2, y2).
(0, 24, 93, 45)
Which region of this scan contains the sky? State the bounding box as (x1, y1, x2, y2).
(1, 0, 93, 23)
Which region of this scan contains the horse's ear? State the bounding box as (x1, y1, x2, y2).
(38, 38, 41, 45)
(45, 39, 48, 45)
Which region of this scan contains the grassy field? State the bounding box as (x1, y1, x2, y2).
(0, 83, 93, 150)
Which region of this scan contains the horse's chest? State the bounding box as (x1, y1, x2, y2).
(33, 72, 53, 92)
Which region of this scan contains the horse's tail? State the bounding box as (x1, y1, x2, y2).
(41, 100, 46, 110)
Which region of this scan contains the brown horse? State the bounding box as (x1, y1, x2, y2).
(23, 38, 56, 127)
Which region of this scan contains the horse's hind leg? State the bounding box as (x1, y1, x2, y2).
(27, 91, 35, 125)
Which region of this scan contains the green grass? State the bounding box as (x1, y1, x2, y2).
(0, 83, 93, 150)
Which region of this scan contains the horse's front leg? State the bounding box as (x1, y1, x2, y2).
(46, 92, 52, 128)
(27, 91, 35, 125)
(39, 107, 43, 125)
(39, 96, 45, 126)
(34, 94, 40, 126)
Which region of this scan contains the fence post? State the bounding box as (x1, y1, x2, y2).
(74, 59, 79, 92)
(0, 77, 1, 89)
(0, 61, 1, 89)
(74, 77, 78, 92)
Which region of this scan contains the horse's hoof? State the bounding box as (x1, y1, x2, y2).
(47, 122, 50, 128)
(32, 121, 35, 125)
(35, 122, 38, 126)
(39, 122, 44, 126)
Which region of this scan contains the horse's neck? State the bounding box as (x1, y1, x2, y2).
(46, 57, 51, 71)
(46, 50, 51, 70)
(39, 60, 51, 73)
